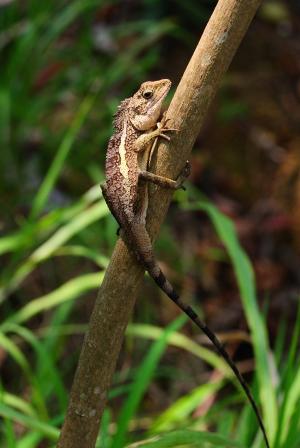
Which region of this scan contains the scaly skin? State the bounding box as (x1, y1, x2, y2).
(101, 79, 269, 448)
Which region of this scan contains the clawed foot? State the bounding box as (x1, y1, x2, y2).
(175, 160, 191, 190)
(158, 127, 178, 141)
(157, 116, 178, 141)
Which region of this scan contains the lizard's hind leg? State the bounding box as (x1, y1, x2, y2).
(139, 160, 190, 190)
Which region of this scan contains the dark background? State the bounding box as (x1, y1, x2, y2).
(1, 1, 300, 447)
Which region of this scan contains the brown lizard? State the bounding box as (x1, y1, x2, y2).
(101, 79, 269, 448)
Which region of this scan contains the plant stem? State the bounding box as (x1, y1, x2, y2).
(57, 1, 262, 447)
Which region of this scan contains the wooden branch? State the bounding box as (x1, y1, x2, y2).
(58, 1, 262, 447)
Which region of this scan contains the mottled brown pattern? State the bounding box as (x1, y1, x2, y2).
(104, 80, 185, 289)
(105, 79, 171, 223)
(103, 78, 269, 448)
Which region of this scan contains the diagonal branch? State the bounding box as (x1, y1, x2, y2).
(58, 1, 262, 447)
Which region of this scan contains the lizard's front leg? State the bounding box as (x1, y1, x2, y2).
(134, 126, 176, 153)
(139, 161, 191, 190)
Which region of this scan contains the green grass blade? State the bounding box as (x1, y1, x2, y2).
(186, 198, 277, 443)
(17, 432, 44, 448)
(0, 390, 36, 417)
(111, 316, 186, 448)
(0, 200, 107, 301)
(2, 272, 103, 327)
(272, 305, 300, 447)
(277, 362, 300, 446)
(126, 429, 243, 448)
(279, 407, 300, 448)
(126, 324, 231, 375)
(2, 417, 16, 448)
(39, 0, 101, 51)
(281, 303, 300, 387)
(4, 323, 68, 412)
(54, 245, 109, 268)
(0, 404, 59, 441)
(0, 184, 101, 257)
(236, 402, 256, 446)
(0, 332, 47, 418)
(273, 318, 286, 367)
(217, 410, 235, 438)
(150, 380, 224, 433)
(31, 201, 108, 263)
(97, 408, 112, 448)
(30, 92, 96, 219)
(0, 233, 26, 256)
(0, 331, 31, 376)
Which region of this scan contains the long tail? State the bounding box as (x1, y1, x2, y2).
(128, 221, 270, 448)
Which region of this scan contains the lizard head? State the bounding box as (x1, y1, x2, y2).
(129, 79, 171, 131)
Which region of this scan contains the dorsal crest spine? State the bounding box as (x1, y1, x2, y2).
(113, 98, 130, 132)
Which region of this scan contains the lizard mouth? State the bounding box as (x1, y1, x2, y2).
(148, 79, 171, 112)
(156, 79, 171, 100)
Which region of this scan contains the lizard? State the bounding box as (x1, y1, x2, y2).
(101, 79, 270, 448)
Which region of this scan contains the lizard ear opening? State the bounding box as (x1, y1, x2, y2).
(142, 90, 153, 99)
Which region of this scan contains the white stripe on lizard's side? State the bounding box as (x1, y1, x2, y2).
(119, 120, 132, 198)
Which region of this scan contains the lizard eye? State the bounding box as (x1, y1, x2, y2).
(142, 90, 153, 99)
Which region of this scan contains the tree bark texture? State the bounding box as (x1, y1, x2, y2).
(58, 1, 262, 447)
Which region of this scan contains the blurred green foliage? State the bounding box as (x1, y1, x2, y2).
(0, 1, 299, 447)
